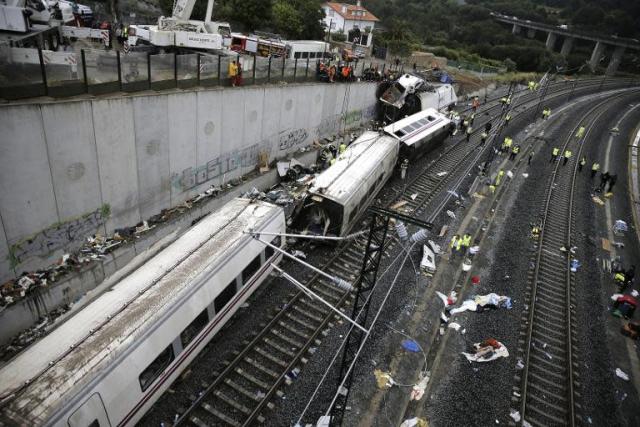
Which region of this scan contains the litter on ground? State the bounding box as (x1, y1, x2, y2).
(450, 293, 512, 315)
(592, 196, 605, 206)
(463, 338, 509, 362)
(374, 369, 395, 389)
(401, 339, 421, 353)
(510, 409, 521, 422)
(616, 368, 630, 381)
(448, 322, 461, 331)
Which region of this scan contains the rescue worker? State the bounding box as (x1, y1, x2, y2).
(528, 150, 534, 165)
(528, 80, 536, 91)
(489, 183, 496, 193)
(591, 162, 600, 178)
(480, 130, 488, 146)
(550, 147, 560, 162)
(502, 136, 513, 153)
(615, 270, 627, 290)
(578, 156, 586, 172)
(461, 234, 472, 254)
(466, 125, 473, 142)
(504, 113, 512, 125)
(228, 60, 239, 87)
(576, 126, 586, 140)
(495, 169, 505, 186)
(472, 96, 480, 111)
(542, 107, 551, 120)
(462, 115, 470, 132)
(510, 144, 520, 161)
(563, 149, 572, 165)
(500, 96, 508, 105)
(531, 225, 540, 239)
(506, 96, 512, 106)
(450, 234, 460, 255)
(469, 112, 476, 126)
(339, 142, 347, 154)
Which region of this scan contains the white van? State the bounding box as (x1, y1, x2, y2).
(286, 40, 331, 61)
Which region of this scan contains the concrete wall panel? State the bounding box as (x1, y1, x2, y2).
(41, 103, 102, 220)
(0, 82, 379, 280)
(92, 98, 141, 233)
(167, 92, 197, 205)
(132, 96, 171, 219)
(0, 105, 58, 243)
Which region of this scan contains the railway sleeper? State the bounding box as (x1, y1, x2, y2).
(285, 312, 316, 331)
(224, 378, 262, 402)
(243, 357, 280, 379)
(214, 390, 252, 415)
(200, 402, 241, 427)
(189, 415, 210, 427)
(270, 328, 304, 349)
(528, 374, 566, 396)
(264, 335, 298, 357)
(526, 393, 569, 421)
(235, 367, 271, 390)
(529, 352, 566, 373)
(297, 300, 327, 319)
(278, 320, 312, 340)
(253, 345, 288, 368)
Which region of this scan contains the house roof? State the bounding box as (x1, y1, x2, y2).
(324, 2, 379, 22)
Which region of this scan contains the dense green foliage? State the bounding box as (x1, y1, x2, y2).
(364, 0, 640, 71)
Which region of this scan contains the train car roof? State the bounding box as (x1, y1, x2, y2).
(309, 131, 398, 205)
(383, 108, 452, 147)
(0, 198, 282, 424)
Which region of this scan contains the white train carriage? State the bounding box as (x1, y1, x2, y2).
(384, 108, 453, 161)
(299, 131, 399, 237)
(0, 198, 285, 426)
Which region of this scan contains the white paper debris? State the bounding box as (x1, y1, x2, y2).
(446, 210, 456, 219)
(448, 322, 461, 331)
(616, 368, 630, 381)
(410, 193, 418, 200)
(510, 409, 521, 422)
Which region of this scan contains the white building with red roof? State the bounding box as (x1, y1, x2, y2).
(322, 1, 379, 48)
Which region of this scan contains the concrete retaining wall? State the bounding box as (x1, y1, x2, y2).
(0, 81, 378, 281)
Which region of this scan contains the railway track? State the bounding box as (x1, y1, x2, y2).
(170, 80, 637, 427)
(513, 91, 637, 426)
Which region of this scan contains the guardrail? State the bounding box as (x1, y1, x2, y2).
(0, 46, 400, 101)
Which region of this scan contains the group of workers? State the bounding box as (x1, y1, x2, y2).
(317, 62, 356, 83)
(449, 233, 473, 255)
(614, 265, 636, 291)
(318, 141, 349, 169)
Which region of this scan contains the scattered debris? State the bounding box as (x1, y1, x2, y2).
(469, 245, 480, 254)
(447, 190, 460, 199)
(446, 210, 456, 219)
(421, 244, 436, 273)
(410, 375, 430, 401)
(400, 417, 428, 427)
(570, 259, 581, 272)
(463, 338, 509, 362)
(522, 173, 529, 178)
(592, 195, 605, 206)
(471, 275, 481, 285)
(436, 291, 458, 307)
(615, 368, 630, 381)
(462, 259, 472, 271)
(410, 193, 419, 200)
(374, 369, 395, 389)
(510, 409, 521, 423)
(450, 293, 512, 315)
(614, 220, 628, 235)
(438, 225, 449, 237)
(436, 171, 448, 177)
(401, 339, 421, 353)
(448, 322, 461, 331)
(390, 200, 409, 210)
(291, 250, 307, 259)
(516, 359, 525, 370)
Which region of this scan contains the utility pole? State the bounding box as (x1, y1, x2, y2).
(328, 206, 432, 426)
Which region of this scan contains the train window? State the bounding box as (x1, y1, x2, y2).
(139, 345, 175, 392)
(265, 236, 282, 260)
(302, 52, 309, 59)
(242, 254, 262, 285)
(294, 52, 301, 59)
(427, 116, 435, 121)
(214, 281, 237, 312)
(180, 309, 209, 348)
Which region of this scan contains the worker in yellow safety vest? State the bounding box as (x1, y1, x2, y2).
(550, 147, 560, 162)
(495, 169, 505, 186)
(510, 145, 520, 160)
(528, 81, 536, 91)
(339, 143, 347, 154)
(531, 225, 540, 239)
(591, 162, 600, 178)
(578, 157, 586, 171)
(502, 137, 513, 153)
(450, 234, 459, 252)
(505, 113, 512, 125)
(461, 234, 472, 253)
(563, 149, 572, 166)
(542, 107, 551, 120)
(480, 131, 488, 146)
(576, 126, 586, 140)
(466, 125, 473, 142)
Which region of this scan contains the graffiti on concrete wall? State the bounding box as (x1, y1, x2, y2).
(10, 209, 105, 263)
(278, 128, 309, 151)
(315, 107, 376, 139)
(172, 142, 271, 192)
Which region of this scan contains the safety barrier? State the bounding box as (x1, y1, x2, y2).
(0, 46, 401, 100)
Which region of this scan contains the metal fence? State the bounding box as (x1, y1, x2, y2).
(0, 47, 402, 100)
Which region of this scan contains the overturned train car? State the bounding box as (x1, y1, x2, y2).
(298, 108, 452, 237)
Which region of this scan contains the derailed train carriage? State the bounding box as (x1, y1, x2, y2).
(0, 198, 284, 426)
(297, 108, 452, 237)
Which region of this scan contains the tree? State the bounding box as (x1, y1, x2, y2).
(272, 0, 304, 38)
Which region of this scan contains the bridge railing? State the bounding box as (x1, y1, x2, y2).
(0, 46, 403, 101)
